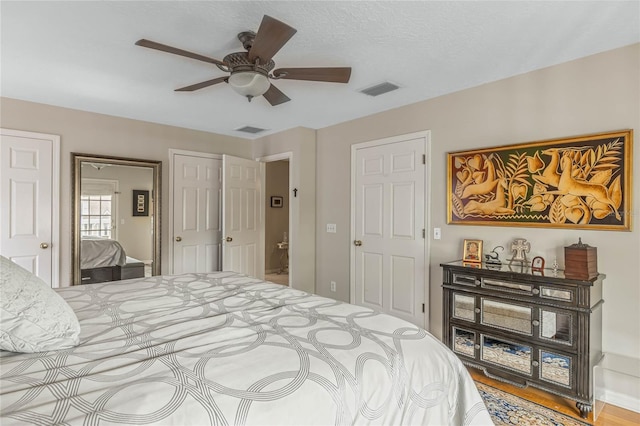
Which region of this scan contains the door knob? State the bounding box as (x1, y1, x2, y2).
(40, 242, 49, 249)
(226, 236, 233, 242)
(175, 236, 182, 242)
(354, 240, 362, 246)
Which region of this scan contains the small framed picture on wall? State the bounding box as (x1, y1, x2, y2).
(133, 190, 149, 216)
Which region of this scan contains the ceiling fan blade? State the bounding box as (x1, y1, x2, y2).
(272, 67, 351, 83)
(135, 39, 227, 67)
(263, 84, 291, 106)
(175, 77, 228, 92)
(248, 15, 297, 63)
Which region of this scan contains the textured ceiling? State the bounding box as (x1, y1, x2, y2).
(1, 1, 639, 139)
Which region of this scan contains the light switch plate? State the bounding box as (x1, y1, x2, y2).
(326, 223, 337, 233)
(434, 228, 441, 240)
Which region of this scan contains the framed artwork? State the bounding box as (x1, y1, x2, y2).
(447, 130, 633, 231)
(270, 196, 283, 208)
(132, 190, 149, 216)
(463, 239, 483, 263)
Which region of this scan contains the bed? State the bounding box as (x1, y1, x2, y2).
(80, 237, 145, 283)
(0, 271, 492, 425)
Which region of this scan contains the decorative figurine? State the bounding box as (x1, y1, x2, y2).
(484, 246, 504, 268)
(531, 256, 545, 274)
(508, 238, 531, 267)
(552, 257, 559, 276)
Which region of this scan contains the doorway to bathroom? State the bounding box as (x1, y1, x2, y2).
(264, 159, 290, 286)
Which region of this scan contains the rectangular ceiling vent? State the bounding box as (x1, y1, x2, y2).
(359, 81, 401, 97)
(235, 126, 267, 134)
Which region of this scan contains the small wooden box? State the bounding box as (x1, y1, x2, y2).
(564, 238, 598, 280)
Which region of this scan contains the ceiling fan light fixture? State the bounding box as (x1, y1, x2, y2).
(228, 71, 270, 100)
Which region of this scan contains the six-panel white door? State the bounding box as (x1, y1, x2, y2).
(222, 155, 264, 278)
(172, 154, 222, 274)
(0, 129, 59, 287)
(353, 137, 426, 326)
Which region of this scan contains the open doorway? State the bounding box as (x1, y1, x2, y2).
(264, 159, 290, 286)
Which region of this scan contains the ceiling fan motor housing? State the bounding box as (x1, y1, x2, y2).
(223, 52, 275, 75)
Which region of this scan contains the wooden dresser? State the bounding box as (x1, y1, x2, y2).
(441, 260, 604, 418)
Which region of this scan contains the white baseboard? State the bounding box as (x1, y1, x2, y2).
(603, 390, 640, 413)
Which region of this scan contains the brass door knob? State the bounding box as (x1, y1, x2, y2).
(175, 236, 182, 242)
(354, 240, 362, 246)
(226, 236, 233, 242)
(40, 242, 49, 249)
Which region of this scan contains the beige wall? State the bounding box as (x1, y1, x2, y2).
(265, 160, 290, 273)
(315, 43, 640, 361)
(0, 97, 253, 283)
(253, 127, 316, 293)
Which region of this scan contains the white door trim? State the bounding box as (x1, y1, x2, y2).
(257, 152, 294, 287)
(168, 149, 222, 274)
(0, 128, 60, 288)
(349, 130, 431, 329)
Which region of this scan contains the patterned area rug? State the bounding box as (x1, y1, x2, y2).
(476, 381, 590, 425)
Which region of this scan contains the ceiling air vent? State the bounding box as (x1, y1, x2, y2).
(235, 126, 267, 134)
(359, 81, 401, 97)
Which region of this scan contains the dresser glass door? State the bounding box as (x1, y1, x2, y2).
(540, 350, 572, 387)
(481, 335, 532, 375)
(453, 293, 475, 321)
(539, 309, 572, 344)
(481, 298, 532, 335)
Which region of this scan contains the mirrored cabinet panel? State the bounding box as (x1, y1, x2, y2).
(452, 273, 477, 286)
(540, 309, 572, 344)
(481, 278, 532, 294)
(453, 328, 475, 357)
(540, 286, 573, 302)
(481, 335, 532, 375)
(540, 350, 571, 387)
(481, 299, 532, 335)
(453, 293, 475, 321)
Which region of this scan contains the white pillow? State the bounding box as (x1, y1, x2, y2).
(0, 256, 80, 353)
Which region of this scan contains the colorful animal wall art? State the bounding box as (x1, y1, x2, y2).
(447, 130, 633, 230)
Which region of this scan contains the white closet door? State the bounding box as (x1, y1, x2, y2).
(352, 136, 426, 326)
(172, 154, 222, 274)
(0, 129, 59, 287)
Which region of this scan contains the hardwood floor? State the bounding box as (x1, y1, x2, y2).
(469, 368, 640, 425)
(264, 273, 288, 286)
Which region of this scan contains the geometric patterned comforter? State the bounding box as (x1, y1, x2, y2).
(0, 272, 492, 425)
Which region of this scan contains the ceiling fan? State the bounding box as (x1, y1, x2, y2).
(135, 15, 352, 106)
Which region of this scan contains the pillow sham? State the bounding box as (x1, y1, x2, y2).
(0, 255, 80, 353)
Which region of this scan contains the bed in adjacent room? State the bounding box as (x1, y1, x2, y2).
(0, 263, 492, 425)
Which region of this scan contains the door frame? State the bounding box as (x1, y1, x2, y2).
(0, 128, 60, 287)
(168, 149, 222, 274)
(349, 130, 432, 329)
(257, 152, 294, 287)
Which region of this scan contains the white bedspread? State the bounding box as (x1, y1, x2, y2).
(0, 272, 492, 425)
(80, 237, 127, 269)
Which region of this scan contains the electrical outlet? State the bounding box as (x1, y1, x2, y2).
(330, 281, 336, 292)
(434, 227, 441, 240)
(326, 223, 337, 233)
